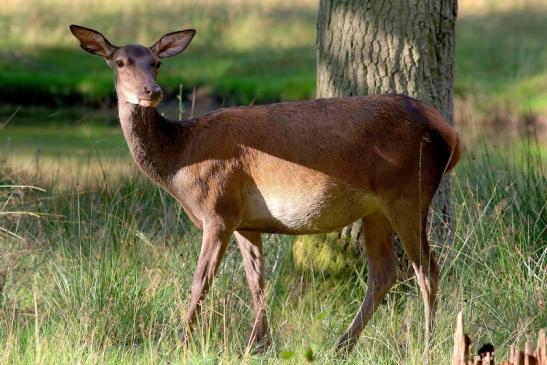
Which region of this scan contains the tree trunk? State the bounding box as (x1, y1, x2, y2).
(316, 0, 457, 239)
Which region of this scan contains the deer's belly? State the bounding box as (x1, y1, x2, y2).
(239, 184, 377, 234)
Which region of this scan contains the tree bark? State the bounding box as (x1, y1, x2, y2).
(316, 0, 457, 238)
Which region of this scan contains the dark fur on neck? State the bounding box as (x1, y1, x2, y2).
(118, 101, 186, 187)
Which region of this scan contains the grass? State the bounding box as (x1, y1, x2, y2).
(0, 120, 545, 363)
(456, 1, 547, 113)
(0, 0, 317, 106)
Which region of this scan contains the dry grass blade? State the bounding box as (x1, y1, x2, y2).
(0, 106, 20, 130)
(0, 185, 46, 192)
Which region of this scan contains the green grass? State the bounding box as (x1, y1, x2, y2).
(0, 108, 124, 157)
(0, 45, 316, 106)
(456, 4, 547, 113)
(1, 126, 545, 363)
(0, 0, 317, 106)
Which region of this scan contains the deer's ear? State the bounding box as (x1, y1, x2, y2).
(69, 24, 116, 59)
(150, 29, 195, 59)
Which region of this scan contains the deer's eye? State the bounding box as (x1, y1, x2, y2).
(156, 61, 161, 69)
(116, 60, 124, 68)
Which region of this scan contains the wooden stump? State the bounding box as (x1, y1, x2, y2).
(452, 312, 546, 365)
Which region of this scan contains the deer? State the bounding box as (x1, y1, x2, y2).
(69, 24, 462, 354)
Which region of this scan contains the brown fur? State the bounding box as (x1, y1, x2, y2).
(70, 25, 462, 353)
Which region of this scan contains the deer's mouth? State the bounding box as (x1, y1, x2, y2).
(138, 98, 162, 107)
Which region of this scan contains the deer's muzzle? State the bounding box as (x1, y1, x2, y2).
(139, 84, 163, 107)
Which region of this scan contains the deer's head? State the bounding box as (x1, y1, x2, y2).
(70, 25, 195, 107)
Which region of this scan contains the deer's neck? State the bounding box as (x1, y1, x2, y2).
(118, 101, 186, 188)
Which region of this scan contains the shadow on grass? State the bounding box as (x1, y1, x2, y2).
(0, 44, 315, 107)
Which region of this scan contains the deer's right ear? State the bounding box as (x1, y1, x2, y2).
(69, 25, 116, 59)
(150, 29, 196, 59)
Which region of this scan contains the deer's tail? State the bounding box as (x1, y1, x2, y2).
(421, 104, 463, 172)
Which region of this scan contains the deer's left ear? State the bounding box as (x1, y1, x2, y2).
(150, 29, 196, 59)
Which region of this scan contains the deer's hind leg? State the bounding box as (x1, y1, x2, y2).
(380, 170, 440, 345)
(336, 210, 396, 353)
(384, 205, 438, 344)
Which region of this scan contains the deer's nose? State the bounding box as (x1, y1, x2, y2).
(144, 85, 162, 99)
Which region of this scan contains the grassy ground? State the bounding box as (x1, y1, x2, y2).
(2, 0, 547, 113)
(456, 0, 547, 113)
(1, 129, 545, 364)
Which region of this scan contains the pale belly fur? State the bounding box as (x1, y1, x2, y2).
(239, 180, 378, 234)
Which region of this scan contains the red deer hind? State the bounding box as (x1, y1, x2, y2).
(69, 24, 462, 354)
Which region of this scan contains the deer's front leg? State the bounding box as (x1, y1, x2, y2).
(234, 230, 269, 349)
(185, 218, 234, 332)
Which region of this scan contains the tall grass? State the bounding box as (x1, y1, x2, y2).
(0, 130, 545, 363)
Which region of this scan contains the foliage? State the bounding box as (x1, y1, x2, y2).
(292, 232, 363, 277)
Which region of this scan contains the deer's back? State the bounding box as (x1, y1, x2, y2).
(192, 94, 446, 184)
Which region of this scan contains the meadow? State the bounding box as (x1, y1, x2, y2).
(1, 0, 546, 364)
(1, 126, 544, 364)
